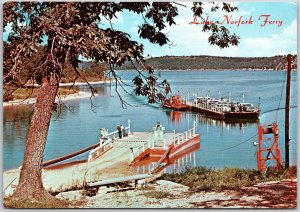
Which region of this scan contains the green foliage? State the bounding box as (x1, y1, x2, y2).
(61, 61, 106, 83)
(160, 166, 289, 192)
(117, 55, 291, 71)
(4, 2, 240, 104)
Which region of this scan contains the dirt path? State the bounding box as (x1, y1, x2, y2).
(58, 178, 297, 208)
(189, 179, 297, 208)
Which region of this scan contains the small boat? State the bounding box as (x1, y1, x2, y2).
(162, 95, 190, 111)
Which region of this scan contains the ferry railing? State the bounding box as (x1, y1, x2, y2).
(130, 137, 173, 164)
(130, 137, 170, 163)
(106, 120, 131, 141)
(173, 121, 197, 147)
(152, 138, 167, 149)
(130, 139, 153, 163)
(88, 139, 113, 161)
(130, 122, 198, 163)
(88, 120, 131, 161)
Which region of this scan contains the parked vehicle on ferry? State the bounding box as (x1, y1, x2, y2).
(163, 94, 260, 120)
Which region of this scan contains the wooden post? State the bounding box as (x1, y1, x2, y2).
(257, 125, 263, 171)
(285, 54, 292, 169)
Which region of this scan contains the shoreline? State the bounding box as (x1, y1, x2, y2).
(57, 80, 112, 87)
(3, 91, 96, 107)
(3, 80, 112, 107)
(23, 80, 112, 88)
(117, 68, 297, 72)
(3, 165, 296, 208)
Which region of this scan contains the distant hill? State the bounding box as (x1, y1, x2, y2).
(115, 55, 295, 71)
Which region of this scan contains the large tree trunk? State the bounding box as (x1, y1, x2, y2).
(13, 74, 59, 200)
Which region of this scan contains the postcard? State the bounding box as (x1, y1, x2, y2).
(3, 1, 297, 208)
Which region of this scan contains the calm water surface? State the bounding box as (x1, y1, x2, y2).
(3, 70, 297, 171)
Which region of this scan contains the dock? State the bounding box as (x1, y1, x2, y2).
(88, 121, 200, 166)
(13, 120, 200, 194)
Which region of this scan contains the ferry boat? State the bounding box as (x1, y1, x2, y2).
(162, 94, 260, 120)
(191, 95, 260, 120)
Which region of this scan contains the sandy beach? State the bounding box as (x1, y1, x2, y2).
(21, 80, 112, 88)
(3, 80, 112, 107)
(57, 80, 112, 87)
(3, 91, 96, 107)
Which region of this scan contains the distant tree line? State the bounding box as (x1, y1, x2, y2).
(115, 55, 296, 71)
(4, 43, 106, 84)
(4, 43, 106, 101)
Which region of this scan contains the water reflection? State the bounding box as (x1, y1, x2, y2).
(3, 71, 297, 170)
(133, 142, 200, 174)
(77, 84, 108, 95)
(164, 109, 259, 132)
(165, 110, 182, 123)
(3, 105, 33, 144)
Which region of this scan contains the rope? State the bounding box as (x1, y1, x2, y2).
(262, 105, 297, 115)
(274, 69, 287, 122)
(202, 134, 257, 153)
(3, 177, 17, 192)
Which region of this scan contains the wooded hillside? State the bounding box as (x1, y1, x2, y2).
(115, 55, 294, 70)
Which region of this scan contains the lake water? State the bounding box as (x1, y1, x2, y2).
(3, 70, 297, 171)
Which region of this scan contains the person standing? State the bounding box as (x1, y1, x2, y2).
(117, 125, 122, 138)
(129, 147, 134, 164)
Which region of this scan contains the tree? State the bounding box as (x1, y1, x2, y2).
(3, 2, 239, 201)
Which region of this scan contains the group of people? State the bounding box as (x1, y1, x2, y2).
(99, 123, 128, 144)
(117, 124, 128, 139)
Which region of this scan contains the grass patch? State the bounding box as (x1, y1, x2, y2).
(143, 191, 175, 199)
(160, 166, 296, 192)
(3, 198, 71, 208)
(10, 87, 78, 100)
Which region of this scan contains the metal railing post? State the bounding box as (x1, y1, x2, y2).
(128, 119, 131, 134)
(173, 129, 176, 145)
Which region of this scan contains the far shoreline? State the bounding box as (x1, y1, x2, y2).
(117, 69, 296, 72)
(23, 80, 112, 88)
(3, 69, 296, 107)
(3, 91, 97, 107)
(2, 80, 112, 107)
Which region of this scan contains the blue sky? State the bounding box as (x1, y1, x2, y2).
(3, 2, 297, 57)
(104, 2, 297, 57)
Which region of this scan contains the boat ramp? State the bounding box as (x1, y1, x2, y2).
(35, 121, 200, 193)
